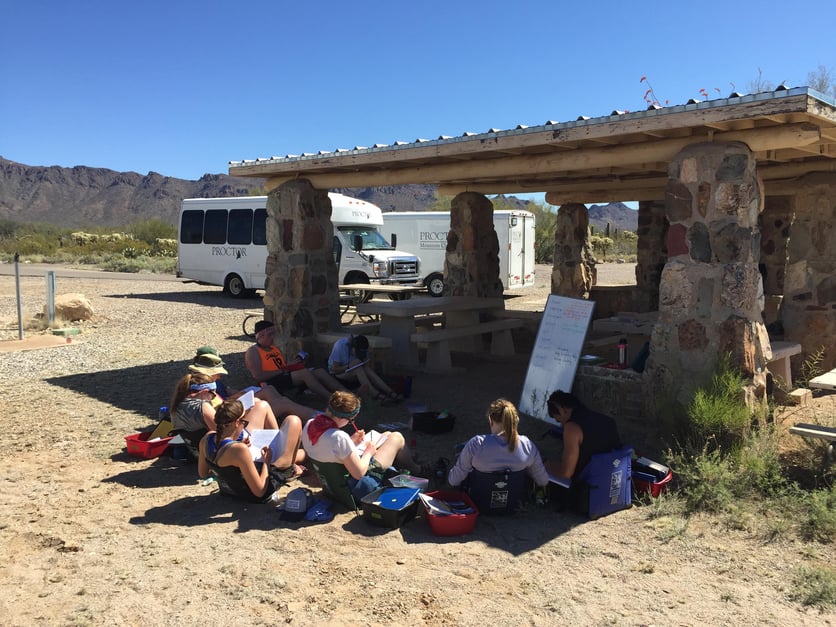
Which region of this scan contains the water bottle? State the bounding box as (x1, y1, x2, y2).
(617, 338, 628, 367)
(158, 406, 169, 421)
(437, 409, 449, 421)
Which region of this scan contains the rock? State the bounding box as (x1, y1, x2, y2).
(51, 293, 94, 321)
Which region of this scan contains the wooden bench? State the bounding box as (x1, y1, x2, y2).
(767, 341, 802, 386)
(789, 423, 836, 468)
(409, 318, 525, 373)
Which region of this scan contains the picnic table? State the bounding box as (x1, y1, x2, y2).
(357, 296, 506, 371)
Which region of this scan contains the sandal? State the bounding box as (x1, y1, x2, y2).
(278, 464, 308, 481)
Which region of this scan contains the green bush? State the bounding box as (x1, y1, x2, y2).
(686, 354, 752, 451)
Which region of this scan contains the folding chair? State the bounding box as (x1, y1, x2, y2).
(575, 446, 633, 520)
(466, 468, 530, 515)
(310, 459, 359, 514)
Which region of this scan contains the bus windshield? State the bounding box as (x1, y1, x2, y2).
(337, 227, 393, 251)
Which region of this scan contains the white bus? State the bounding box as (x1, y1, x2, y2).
(177, 193, 420, 297)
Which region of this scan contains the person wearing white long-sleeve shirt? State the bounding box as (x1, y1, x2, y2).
(447, 398, 550, 488)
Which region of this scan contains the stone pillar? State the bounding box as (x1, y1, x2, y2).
(634, 199, 668, 312)
(645, 142, 771, 412)
(780, 173, 836, 372)
(263, 179, 339, 359)
(551, 203, 595, 298)
(444, 192, 503, 297)
(758, 195, 794, 325)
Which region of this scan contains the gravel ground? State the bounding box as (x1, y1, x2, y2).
(1, 263, 833, 626)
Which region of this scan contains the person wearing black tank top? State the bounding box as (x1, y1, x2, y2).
(547, 390, 621, 481)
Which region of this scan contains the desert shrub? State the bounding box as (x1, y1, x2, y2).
(685, 354, 752, 451)
(800, 484, 836, 543)
(790, 565, 836, 608)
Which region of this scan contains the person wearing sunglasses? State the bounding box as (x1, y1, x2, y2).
(169, 371, 282, 456)
(197, 399, 304, 503)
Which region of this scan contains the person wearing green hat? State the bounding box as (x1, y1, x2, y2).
(189, 346, 318, 422)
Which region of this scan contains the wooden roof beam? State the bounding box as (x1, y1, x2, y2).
(263, 123, 820, 191)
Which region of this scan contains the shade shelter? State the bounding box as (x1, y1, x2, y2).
(229, 87, 836, 413)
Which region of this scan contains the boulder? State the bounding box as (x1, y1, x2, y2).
(51, 293, 94, 322)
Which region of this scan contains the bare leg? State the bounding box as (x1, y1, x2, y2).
(313, 368, 347, 392)
(244, 399, 278, 430)
(361, 366, 396, 397)
(373, 432, 420, 474)
(257, 385, 317, 421)
(290, 369, 333, 399)
(269, 414, 304, 469)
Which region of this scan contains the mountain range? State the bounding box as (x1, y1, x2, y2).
(0, 157, 637, 232)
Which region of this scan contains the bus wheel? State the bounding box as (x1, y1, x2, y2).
(224, 273, 247, 298)
(426, 273, 445, 297)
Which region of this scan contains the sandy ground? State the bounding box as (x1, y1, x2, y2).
(0, 263, 834, 626)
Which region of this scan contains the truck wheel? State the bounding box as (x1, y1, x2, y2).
(344, 273, 372, 302)
(224, 273, 247, 298)
(426, 273, 445, 297)
(388, 292, 413, 301)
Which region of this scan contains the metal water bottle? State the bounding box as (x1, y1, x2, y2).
(158, 406, 169, 421)
(617, 338, 628, 367)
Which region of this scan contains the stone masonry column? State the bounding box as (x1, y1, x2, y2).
(634, 199, 668, 312)
(444, 192, 503, 297)
(262, 179, 339, 359)
(758, 195, 794, 326)
(780, 173, 836, 372)
(645, 142, 771, 412)
(551, 203, 595, 298)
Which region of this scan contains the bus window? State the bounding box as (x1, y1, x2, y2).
(228, 209, 253, 245)
(253, 208, 267, 245)
(180, 210, 205, 244)
(204, 210, 228, 244)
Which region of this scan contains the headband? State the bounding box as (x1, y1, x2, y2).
(328, 402, 361, 420)
(255, 326, 274, 341)
(189, 382, 217, 391)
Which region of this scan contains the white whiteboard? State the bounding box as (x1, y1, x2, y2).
(519, 295, 595, 423)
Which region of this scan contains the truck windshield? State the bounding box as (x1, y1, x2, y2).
(338, 227, 393, 251)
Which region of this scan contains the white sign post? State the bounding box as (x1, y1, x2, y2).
(519, 295, 595, 424)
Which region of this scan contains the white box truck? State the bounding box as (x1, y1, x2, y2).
(177, 193, 420, 297)
(382, 210, 536, 296)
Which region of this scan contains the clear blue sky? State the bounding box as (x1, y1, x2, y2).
(2, 0, 833, 184)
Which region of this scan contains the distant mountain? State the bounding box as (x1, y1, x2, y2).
(0, 157, 637, 231)
(587, 202, 638, 234)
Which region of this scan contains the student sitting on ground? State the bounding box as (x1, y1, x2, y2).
(301, 391, 424, 499)
(197, 399, 305, 503)
(327, 334, 402, 403)
(189, 346, 317, 421)
(169, 371, 281, 453)
(448, 398, 549, 489)
(244, 320, 345, 401)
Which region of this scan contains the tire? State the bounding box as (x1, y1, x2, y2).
(387, 292, 413, 301)
(224, 273, 247, 298)
(426, 273, 445, 297)
(344, 272, 372, 303)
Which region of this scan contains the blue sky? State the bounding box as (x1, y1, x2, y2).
(2, 0, 833, 190)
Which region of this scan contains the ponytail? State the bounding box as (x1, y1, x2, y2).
(488, 398, 519, 452)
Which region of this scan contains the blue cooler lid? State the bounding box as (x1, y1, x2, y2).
(376, 487, 420, 510)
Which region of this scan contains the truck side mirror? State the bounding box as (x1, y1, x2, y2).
(353, 235, 364, 252)
(391, 233, 397, 247)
